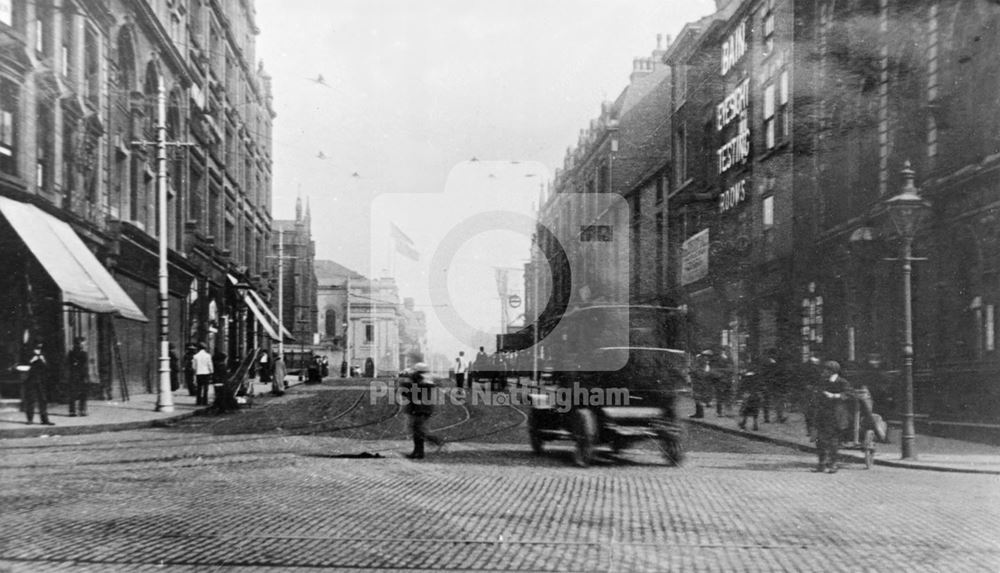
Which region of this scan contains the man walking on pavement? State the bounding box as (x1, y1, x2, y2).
(67, 337, 89, 417)
(402, 362, 444, 459)
(23, 342, 54, 425)
(192, 342, 214, 406)
(271, 355, 286, 396)
(760, 348, 790, 423)
(689, 349, 715, 419)
(813, 360, 853, 474)
(183, 344, 197, 396)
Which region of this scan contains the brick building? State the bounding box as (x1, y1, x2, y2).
(791, 0, 1000, 422)
(668, 0, 1000, 423)
(532, 34, 675, 344)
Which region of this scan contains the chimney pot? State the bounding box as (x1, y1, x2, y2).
(657, 33, 663, 49)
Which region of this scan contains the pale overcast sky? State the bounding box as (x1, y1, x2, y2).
(255, 0, 716, 354)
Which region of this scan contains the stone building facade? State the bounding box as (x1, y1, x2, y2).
(272, 198, 316, 348)
(0, 0, 274, 403)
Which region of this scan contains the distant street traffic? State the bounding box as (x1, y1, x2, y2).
(2, 382, 998, 571)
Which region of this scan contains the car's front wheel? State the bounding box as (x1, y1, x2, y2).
(656, 419, 685, 466)
(572, 409, 597, 468)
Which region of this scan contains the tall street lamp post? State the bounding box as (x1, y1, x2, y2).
(884, 160, 932, 460)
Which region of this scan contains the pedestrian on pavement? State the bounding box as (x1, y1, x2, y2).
(320, 355, 330, 378)
(259, 349, 271, 383)
(859, 352, 894, 420)
(689, 349, 715, 419)
(760, 348, 790, 423)
(67, 337, 89, 417)
(455, 351, 468, 389)
(23, 342, 54, 425)
(712, 347, 734, 417)
(168, 343, 180, 392)
(340, 359, 348, 378)
(213, 350, 229, 388)
(737, 361, 764, 431)
(812, 360, 853, 474)
(183, 344, 197, 396)
(271, 355, 286, 396)
(192, 343, 214, 406)
(402, 362, 444, 459)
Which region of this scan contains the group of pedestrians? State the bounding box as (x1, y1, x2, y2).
(691, 345, 894, 474)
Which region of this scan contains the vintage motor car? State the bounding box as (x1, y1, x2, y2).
(526, 305, 688, 467)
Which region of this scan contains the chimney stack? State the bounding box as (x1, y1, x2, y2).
(630, 56, 652, 82)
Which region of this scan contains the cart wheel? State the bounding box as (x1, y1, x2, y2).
(863, 429, 875, 469)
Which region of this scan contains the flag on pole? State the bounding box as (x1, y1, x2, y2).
(390, 222, 419, 261)
(494, 268, 509, 298)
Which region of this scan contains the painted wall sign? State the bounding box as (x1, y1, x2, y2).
(719, 178, 749, 213)
(717, 117, 750, 173)
(721, 20, 747, 76)
(717, 78, 750, 130)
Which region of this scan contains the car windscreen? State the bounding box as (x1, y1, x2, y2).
(578, 348, 685, 391)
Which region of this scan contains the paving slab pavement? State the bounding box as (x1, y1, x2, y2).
(0, 375, 316, 438)
(676, 394, 1000, 474)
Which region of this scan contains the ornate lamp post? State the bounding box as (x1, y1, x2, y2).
(884, 161, 932, 460)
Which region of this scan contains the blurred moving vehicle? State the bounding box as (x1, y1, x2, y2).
(527, 305, 688, 467)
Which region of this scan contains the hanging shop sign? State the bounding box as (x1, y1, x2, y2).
(681, 228, 710, 286)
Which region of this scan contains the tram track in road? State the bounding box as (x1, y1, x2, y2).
(0, 385, 531, 469)
(0, 386, 396, 466)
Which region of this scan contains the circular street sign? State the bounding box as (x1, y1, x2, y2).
(508, 294, 522, 308)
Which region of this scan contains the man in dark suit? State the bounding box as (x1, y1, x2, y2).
(23, 343, 54, 425)
(813, 360, 853, 474)
(67, 337, 89, 416)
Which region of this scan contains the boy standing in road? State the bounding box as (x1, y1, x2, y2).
(402, 363, 443, 459)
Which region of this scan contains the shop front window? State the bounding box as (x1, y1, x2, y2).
(801, 282, 823, 361)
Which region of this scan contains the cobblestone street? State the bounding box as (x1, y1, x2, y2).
(1, 386, 998, 571)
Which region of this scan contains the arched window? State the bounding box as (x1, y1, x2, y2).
(167, 90, 183, 249)
(111, 27, 135, 220)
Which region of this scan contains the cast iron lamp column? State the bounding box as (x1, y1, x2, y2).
(884, 161, 932, 460)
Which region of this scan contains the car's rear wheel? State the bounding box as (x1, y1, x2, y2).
(572, 409, 597, 467)
(528, 410, 544, 454)
(656, 419, 685, 466)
